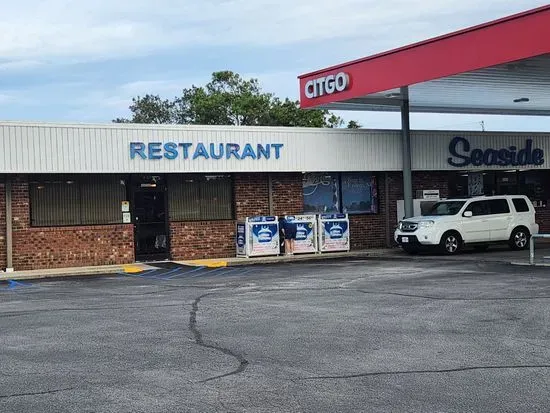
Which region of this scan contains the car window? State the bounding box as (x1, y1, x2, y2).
(427, 201, 466, 216)
(488, 199, 510, 215)
(512, 198, 530, 212)
(465, 201, 489, 216)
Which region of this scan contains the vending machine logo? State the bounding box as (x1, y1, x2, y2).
(237, 234, 245, 248)
(257, 225, 273, 243)
(329, 223, 344, 239)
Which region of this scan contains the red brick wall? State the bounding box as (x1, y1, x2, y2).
(412, 171, 451, 198)
(0, 181, 6, 269)
(10, 175, 134, 271)
(272, 173, 304, 216)
(170, 221, 235, 260)
(234, 173, 269, 219)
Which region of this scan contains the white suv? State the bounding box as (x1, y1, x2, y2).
(394, 195, 539, 254)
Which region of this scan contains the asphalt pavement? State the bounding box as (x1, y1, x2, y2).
(1, 258, 549, 412)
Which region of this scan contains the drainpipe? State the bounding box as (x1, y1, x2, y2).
(268, 173, 274, 216)
(385, 172, 391, 248)
(5, 177, 13, 272)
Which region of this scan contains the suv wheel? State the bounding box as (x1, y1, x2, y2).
(510, 228, 530, 250)
(440, 231, 462, 255)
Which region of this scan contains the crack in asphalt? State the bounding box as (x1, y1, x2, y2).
(0, 386, 75, 399)
(189, 294, 248, 383)
(0, 303, 183, 318)
(357, 290, 550, 301)
(299, 365, 550, 380)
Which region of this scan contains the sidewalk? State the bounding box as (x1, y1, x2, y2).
(0, 246, 544, 282)
(0, 250, 395, 281)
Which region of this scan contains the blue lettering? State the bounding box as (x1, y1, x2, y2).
(226, 143, 241, 160)
(193, 142, 210, 160)
(178, 143, 192, 159)
(447, 136, 470, 167)
(533, 148, 544, 165)
(210, 143, 224, 159)
(498, 149, 511, 166)
(163, 142, 178, 160)
(148, 142, 162, 160)
(130, 142, 146, 160)
(241, 143, 257, 159)
(483, 149, 498, 166)
(272, 143, 284, 160)
(470, 149, 484, 166)
(509, 146, 518, 166)
(448, 137, 544, 168)
(257, 144, 270, 159)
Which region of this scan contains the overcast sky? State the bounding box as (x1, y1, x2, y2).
(1, 0, 549, 132)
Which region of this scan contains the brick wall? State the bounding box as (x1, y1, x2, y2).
(412, 171, 451, 198)
(272, 173, 304, 216)
(234, 173, 269, 219)
(10, 175, 134, 271)
(170, 221, 235, 260)
(0, 181, 6, 269)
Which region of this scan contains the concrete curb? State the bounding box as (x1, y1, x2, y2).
(0, 263, 153, 282)
(1, 248, 536, 281)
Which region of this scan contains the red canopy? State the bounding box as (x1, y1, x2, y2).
(298, 5, 550, 116)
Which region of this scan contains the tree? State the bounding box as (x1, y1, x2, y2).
(346, 120, 361, 129)
(114, 71, 358, 128)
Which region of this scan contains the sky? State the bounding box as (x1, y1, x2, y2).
(1, 0, 550, 132)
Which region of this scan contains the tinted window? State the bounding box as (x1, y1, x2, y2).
(512, 198, 530, 213)
(30, 175, 126, 227)
(465, 201, 489, 216)
(427, 201, 466, 216)
(168, 174, 233, 221)
(489, 199, 510, 215)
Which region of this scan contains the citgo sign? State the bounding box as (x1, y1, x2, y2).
(304, 72, 350, 99)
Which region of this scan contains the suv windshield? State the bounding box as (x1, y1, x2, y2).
(427, 201, 466, 216)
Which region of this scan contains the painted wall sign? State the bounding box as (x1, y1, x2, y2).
(447, 136, 544, 168)
(130, 142, 284, 160)
(304, 72, 350, 99)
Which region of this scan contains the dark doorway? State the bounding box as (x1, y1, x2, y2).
(131, 175, 170, 262)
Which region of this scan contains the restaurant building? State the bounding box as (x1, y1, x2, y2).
(0, 122, 549, 271)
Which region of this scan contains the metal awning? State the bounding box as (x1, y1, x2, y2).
(298, 5, 550, 116)
(298, 5, 550, 219)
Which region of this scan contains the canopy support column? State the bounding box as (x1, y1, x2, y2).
(400, 86, 413, 219)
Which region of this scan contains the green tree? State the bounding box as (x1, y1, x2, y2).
(114, 71, 358, 128)
(346, 120, 361, 129)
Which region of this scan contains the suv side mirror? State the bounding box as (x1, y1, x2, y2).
(463, 211, 473, 218)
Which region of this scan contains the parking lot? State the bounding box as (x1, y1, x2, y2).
(1, 257, 549, 413)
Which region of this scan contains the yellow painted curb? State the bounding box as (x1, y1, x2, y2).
(183, 260, 228, 268)
(122, 265, 145, 273)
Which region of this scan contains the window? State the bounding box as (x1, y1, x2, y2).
(303, 172, 379, 214)
(30, 175, 127, 227)
(427, 201, 466, 216)
(465, 201, 489, 216)
(512, 198, 530, 212)
(488, 199, 510, 215)
(341, 173, 378, 214)
(303, 173, 340, 213)
(169, 174, 233, 221)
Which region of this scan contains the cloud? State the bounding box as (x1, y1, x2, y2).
(1, 0, 547, 62)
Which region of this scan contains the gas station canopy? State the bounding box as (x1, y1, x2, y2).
(298, 5, 550, 116)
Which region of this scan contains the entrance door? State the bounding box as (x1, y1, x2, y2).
(132, 176, 170, 262)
